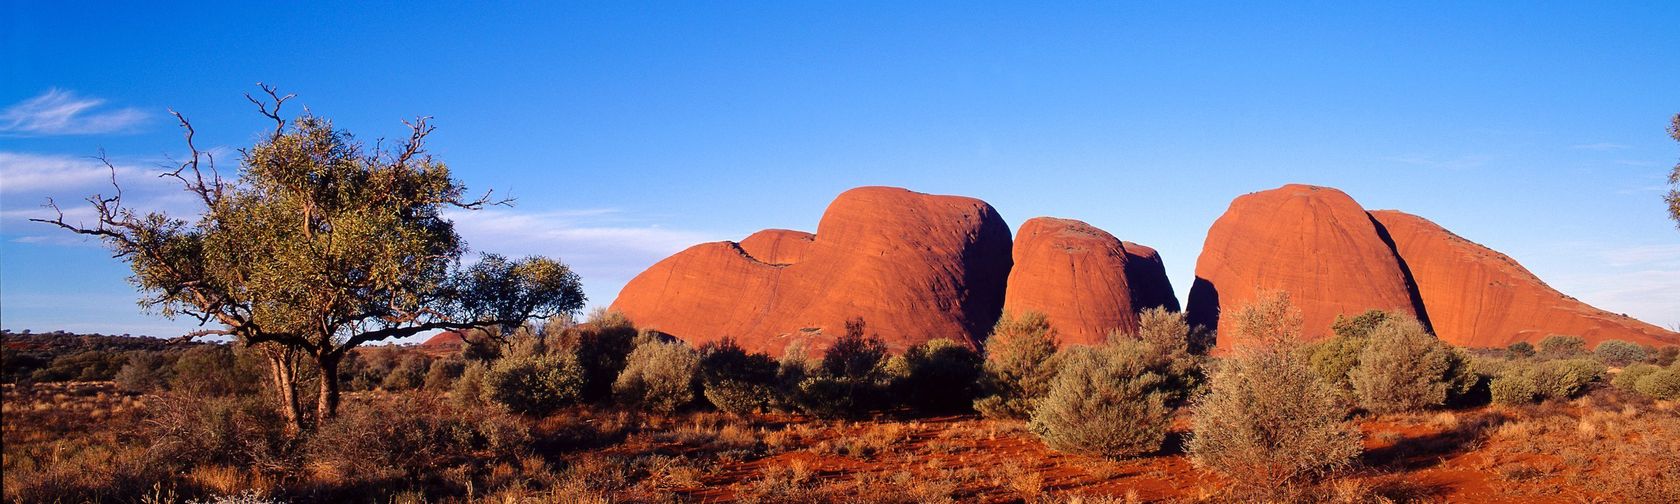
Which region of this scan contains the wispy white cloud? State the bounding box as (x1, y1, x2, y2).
(0, 151, 203, 243)
(0, 89, 149, 136)
(1570, 142, 1631, 151)
(1381, 153, 1501, 170)
(0, 152, 144, 195)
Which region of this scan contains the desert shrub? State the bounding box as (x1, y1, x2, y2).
(1506, 341, 1536, 359)
(1028, 342, 1171, 459)
(380, 354, 429, 391)
(1330, 309, 1394, 340)
(1614, 363, 1662, 391)
(1634, 367, 1680, 400)
(450, 361, 489, 409)
(1301, 333, 1367, 394)
(1653, 346, 1679, 366)
(422, 357, 465, 391)
(613, 337, 700, 413)
(481, 353, 585, 415)
(1538, 334, 1586, 359)
(305, 393, 530, 489)
(1187, 292, 1360, 494)
(1528, 358, 1604, 400)
(148, 393, 293, 469)
(888, 338, 983, 414)
(1112, 309, 1204, 405)
(974, 311, 1061, 419)
(172, 344, 260, 397)
(114, 350, 171, 393)
(1489, 373, 1539, 405)
(1134, 307, 1191, 353)
(1594, 339, 1649, 367)
(697, 338, 780, 415)
(28, 350, 129, 382)
(553, 309, 639, 402)
(1347, 315, 1470, 413)
(773, 341, 814, 412)
(793, 318, 891, 418)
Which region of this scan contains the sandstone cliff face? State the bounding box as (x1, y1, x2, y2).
(1370, 210, 1680, 348)
(1187, 184, 1422, 348)
(1001, 217, 1178, 346)
(609, 186, 1013, 356)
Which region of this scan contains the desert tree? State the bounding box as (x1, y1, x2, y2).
(34, 85, 585, 429)
(1667, 113, 1679, 228)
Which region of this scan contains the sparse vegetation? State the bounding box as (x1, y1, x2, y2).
(1347, 315, 1474, 413)
(1028, 341, 1172, 459)
(973, 311, 1061, 419)
(613, 335, 701, 413)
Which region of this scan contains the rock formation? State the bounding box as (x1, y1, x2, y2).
(609, 186, 1013, 356)
(1370, 210, 1679, 348)
(1002, 217, 1178, 346)
(1187, 184, 1422, 347)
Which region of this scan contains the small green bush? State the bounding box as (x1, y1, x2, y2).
(423, 357, 465, 391)
(1489, 373, 1539, 405)
(1528, 358, 1604, 400)
(613, 338, 700, 413)
(380, 354, 428, 391)
(1506, 341, 1536, 359)
(888, 338, 983, 414)
(482, 353, 585, 415)
(1653, 346, 1679, 366)
(450, 361, 489, 409)
(792, 319, 891, 418)
(113, 351, 170, 394)
(1028, 342, 1171, 459)
(974, 311, 1061, 419)
(305, 394, 530, 485)
(1330, 310, 1394, 340)
(554, 309, 640, 402)
(1538, 335, 1586, 359)
(1348, 316, 1463, 413)
(1594, 340, 1649, 367)
(171, 344, 261, 397)
(1613, 364, 1661, 391)
(1634, 368, 1680, 400)
(1302, 333, 1367, 393)
(698, 338, 779, 416)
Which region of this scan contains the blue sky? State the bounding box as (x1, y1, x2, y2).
(3, 2, 1678, 338)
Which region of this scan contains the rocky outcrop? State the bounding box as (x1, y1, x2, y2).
(609, 186, 1013, 356)
(1002, 217, 1178, 346)
(1187, 184, 1422, 348)
(1370, 210, 1680, 348)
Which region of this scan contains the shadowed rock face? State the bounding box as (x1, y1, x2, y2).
(1002, 217, 1178, 346)
(1370, 210, 1680, 348)
(1187, 184, 1422, 348)
(609, 186, 1013, 356)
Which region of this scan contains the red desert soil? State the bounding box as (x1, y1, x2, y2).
(1188, 184, 1422, 347)
(1370, 210, 1680, 348)
(1003, 217, 1178, 345)
(610, 186, 1013, 356)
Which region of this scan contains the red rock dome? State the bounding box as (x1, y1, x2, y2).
(1370, 210, 1679, 348)
(1187, 184, 1422, 348)
(609, 186, 1013, 355)
(1002, 217, 1178, 346)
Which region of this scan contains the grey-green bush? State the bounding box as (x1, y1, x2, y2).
(114, 351, 170, 394)
(380, 354, 428, 391)
(791, 320, 892, 418)
(450, 361, 489, 409)
(1594, 340, 1649, 367)
(1528, 358, 1603, 400)
(423, 357, 465, 391)
(613, 338, 700, 413)
(698, 338, 779, 416)
(1186, 292, 1360, 492)
(1613, 363, 1661, 391)
(553, 309, 639, 402)
(974, 311, 1061, 419)
(888, 338, 983, 414)
(1538, 335, 1586, 359)
(1028, 342, 1171, 459)
(1348, 316, 1470, 413)
(1489, 373, 1539, 405)
(482, 353, 585, 415)
(1634, 367, 1680, 400)
(1506, 341, 1536, 359)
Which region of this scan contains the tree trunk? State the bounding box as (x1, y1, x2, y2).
(262, 345, 304, 433)
(316, 352, 342, 421)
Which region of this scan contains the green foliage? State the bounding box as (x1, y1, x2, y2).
(697, 338, 779, 416)
(974, 311, 1062, 419)
(304, 394, 530, 485)
(1634, 367, 1680, 400)
(1594, 340, 1649, 367)
(422, 357, 465, 391)
(1538, 335, 1587, 359)
(1187, 294, 1360, 492)
(1301, 333, 1367, 394)
(551, 309, 640, 402)
(450, 361, 489, 409)
(1654, 346, 1680, 367)
(1614, 364, 1661, 391)
(888, 338, 984, 414)
(612, 338, 700, 414)
(113, 351, 171, 394)
(1489, 373, 1539, 405)
(1330, 310, 1394, 340)
(1667, 113, 1679, 227)
(1529, 358, 1604, 400)
(171, 345, 260, 397)
(481, 353, 585, 415)
(380, 354, 429, 391)
(1028, 342, 1172, 459)
(792, 319, 891, 418)
(1348, 315, 1469, 413)
(1506, 341, 1536, 359)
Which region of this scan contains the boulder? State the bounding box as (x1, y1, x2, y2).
(1370, 210, 1680, 348)
(1187, 184, 1422, 348)
(1002, 217, 1178, 346)
(609, 186, 1013, 355)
